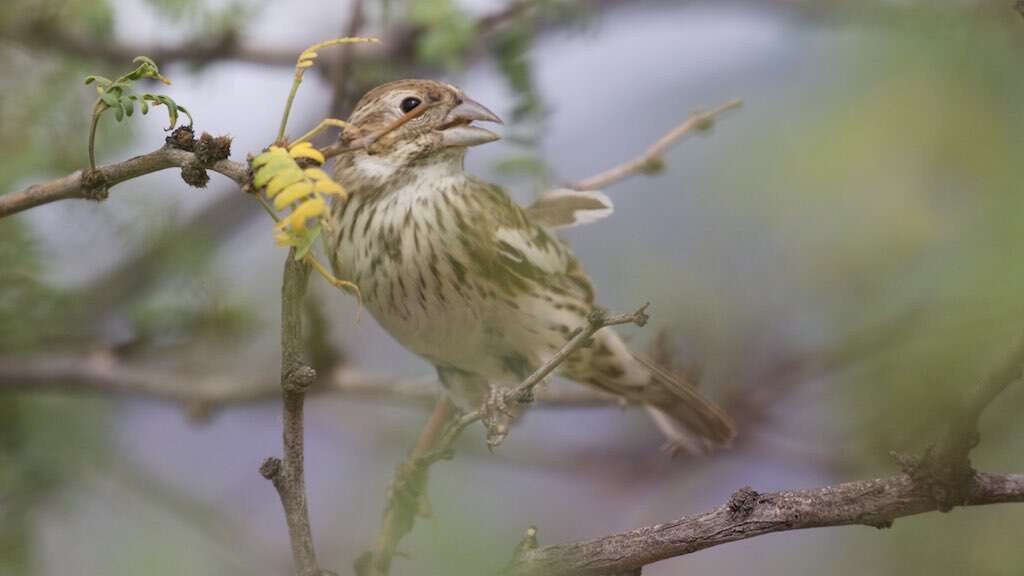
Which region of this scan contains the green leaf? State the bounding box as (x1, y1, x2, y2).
(123, 99, 135, 117)
(157, 95, 179, 130)
(133, 55, 159, 70)
(114, 105, 124, 121)
(99, 93, 120, 109)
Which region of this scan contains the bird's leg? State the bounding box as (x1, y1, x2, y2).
(482, 384, 515, 449)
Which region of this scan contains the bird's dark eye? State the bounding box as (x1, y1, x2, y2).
(400, 97, 422, 114)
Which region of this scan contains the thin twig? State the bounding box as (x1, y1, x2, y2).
(0, 146, 247, 218)
(569, 100, 742, 191)
(259, 255, 322, 576)
(431, 304, 651, 454)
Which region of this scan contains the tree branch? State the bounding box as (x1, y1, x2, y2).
(259, 254, 322, 576)
(504, 338, 1024, 575)
(0, 146, 247, 218)
(569, 99, 742, 191)
(0, 354, 622, 417)
(504, 472, 1024, 576)
(3, 22, 298, 68)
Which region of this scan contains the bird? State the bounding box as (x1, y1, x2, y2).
(327, 79, 735, 453)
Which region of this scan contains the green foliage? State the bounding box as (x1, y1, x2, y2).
(0, 0, 115, 37)
(492, 21, 543, 122)
(408, 0, 476, 69)
(0, 220, 109, 575)
(0, 221, 74, 351)
(141, 0, 203, 20)
(130, 282, 256, 345)
(85, 56, 193, 130)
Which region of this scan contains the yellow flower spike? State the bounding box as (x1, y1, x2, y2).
(278, 37, 380, 143)
(313, 179, 346, 198)
(288, 144, 325, 165)
(253, 158, 299, 188)
(281, 198, 326, 232)
(273, 181, 314, 210)
(252, 147, 289, 168)
(265, 169, 305, 197)
(304, 168, 331, 181)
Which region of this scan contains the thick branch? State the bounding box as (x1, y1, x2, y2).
(0, 146, 247, 218)
(505, 472, 1024, 576)
(259, 255, 322, 576)
(569, 100, 742, 191)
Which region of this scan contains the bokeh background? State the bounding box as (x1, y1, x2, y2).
(3, 0, 1024, 574)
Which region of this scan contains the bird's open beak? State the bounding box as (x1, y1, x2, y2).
(438, 96, 503, 148)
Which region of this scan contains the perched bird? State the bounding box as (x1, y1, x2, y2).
(328, 79, 735, 453)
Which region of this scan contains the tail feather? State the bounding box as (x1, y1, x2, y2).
(566, 327, 736, 455)
(634, 354, 736, 454)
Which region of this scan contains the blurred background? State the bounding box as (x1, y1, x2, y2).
(2, 0, 1024, 574)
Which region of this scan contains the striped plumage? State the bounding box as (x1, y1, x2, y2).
(328, 79, 735, 453)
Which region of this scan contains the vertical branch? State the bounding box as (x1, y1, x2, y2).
(260, 254, 322, 576)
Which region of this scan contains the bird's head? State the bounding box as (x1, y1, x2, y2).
(338, 79, 502, 182)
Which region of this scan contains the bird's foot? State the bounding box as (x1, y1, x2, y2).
(482, 386, 514, 449)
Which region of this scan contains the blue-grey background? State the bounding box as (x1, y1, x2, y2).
(3, 1, 1023, 574)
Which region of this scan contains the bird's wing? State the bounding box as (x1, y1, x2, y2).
(491, 216, 596, 305)
(523, 188, 614, 230)
(463, 178, 597, 304)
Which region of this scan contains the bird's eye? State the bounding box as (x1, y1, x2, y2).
(400, 97, 422, 114)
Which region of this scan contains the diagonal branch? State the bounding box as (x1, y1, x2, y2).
(569, 99, 742, 191)
(0, 146, 247, 218)
(504, 472, 1024, 576)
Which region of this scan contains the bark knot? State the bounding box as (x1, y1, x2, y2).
(283, 365, 317, 393)
(727, 486, 760, 520)
(81, 169, 109, 200)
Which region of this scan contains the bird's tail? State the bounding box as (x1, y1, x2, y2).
(566, 327, 736, 455)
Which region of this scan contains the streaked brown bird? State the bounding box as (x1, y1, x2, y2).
(328, 79, 734, 453)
